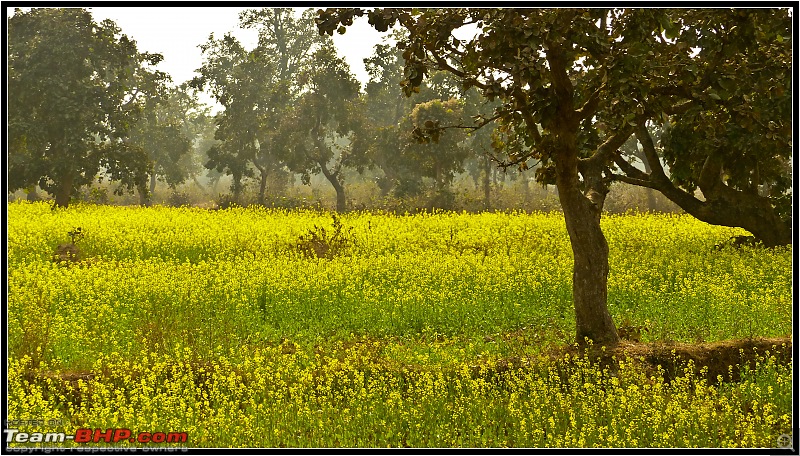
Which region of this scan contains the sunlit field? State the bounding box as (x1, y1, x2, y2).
(6, 202, 793, 448)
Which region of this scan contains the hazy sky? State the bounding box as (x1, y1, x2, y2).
(85, 7, 388, 110)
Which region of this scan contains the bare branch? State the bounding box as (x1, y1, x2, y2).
(587, 124, 635, 167)
(634, 123, 668, 182)
(610, 173, 657, 189)
(613, 154, 649, 181)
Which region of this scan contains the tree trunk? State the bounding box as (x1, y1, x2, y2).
(554, 132, 620, 348)
(676, 188, 791, 247)
(483, 156, 491, 210)
(634, 148, 657, 211)
(149, 173, 157, 195)
(253, 163, 268, 206)
(231, 173, 243, 204)
(26, 185, 41, 202)
(521, 175, 530, 204)
(54, 172, 74, 208)
(139, 173, 156, 207)
(319, 161, 346, 212)
(192, 176, 209, 197)
(259, 172, 268, 206)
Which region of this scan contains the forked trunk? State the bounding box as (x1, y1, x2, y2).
(559, 189, 620, 348)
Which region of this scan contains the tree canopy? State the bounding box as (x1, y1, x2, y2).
(192, 8, 332, 204)
(316, 7, 794, 346)
(277, 45, 365, 212)
(8, 8, 168, 208)
(127, 85, 210, 205)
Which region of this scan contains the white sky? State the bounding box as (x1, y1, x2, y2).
(83, 7, 388, 111)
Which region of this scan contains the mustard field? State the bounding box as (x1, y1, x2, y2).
(6, 202, 793, 448)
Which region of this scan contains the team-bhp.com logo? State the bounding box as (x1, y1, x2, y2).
(5, 428, 188, 445)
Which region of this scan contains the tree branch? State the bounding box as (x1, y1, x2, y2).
(576, 85, 603, 121)
(519, 108, 542, 144)
(610, 173, 657, 189)
(430, 52, 468, 80)
(586, 124, 635, 167)
(613, 154, 650, 181)
(634, 123, 669, 183)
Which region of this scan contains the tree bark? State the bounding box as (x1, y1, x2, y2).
(254, 162, 268, 206)
(554, 129, 620, 348)
(319, 160, 346, 212)
(231, 172, 243, 204)
(149, 172, 157, 196)
(54, 172, 74, 208)
(545, 44, 620, 348)
(483, 155, 491, 210)
(633, 148, 657, 211)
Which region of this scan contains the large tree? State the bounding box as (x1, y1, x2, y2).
(318, 8, 637, 347)
(8, 8, 167, 208)
(277, 46, 365, 212)
(192, 8, 328, 204)
(317, 7, 794, 347)
(604, 9, 792, 247)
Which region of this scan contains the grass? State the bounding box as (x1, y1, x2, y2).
(5, 201, 794, 448)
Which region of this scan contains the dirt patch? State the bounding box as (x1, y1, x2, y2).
(468, 336, 793, 389)
(15, 336, 793, 411)
(583, 335, 793, 385)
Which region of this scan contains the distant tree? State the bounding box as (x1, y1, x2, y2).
(406, 98, 470, 196)
(276, 46, 365, 212)
(360, 37, 473, 199)
(192, 33, 262, 202)
(128, 85, 208, 205)
(460, 88, 502, 209)
(8, 8, 167, 208)
(192, 8, 328, 204)
(360, 39, 421, 196)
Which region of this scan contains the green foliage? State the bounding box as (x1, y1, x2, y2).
(277, 44, 365, 210)
(7, 8, 168, 207)
(405, 98, 470, 191)
(316, 8, 792, 240)
(128, 85, 211, 202)
(192, 8, 333, 204)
